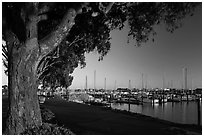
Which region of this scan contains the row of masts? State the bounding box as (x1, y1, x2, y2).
(85, 70, 115, 90)
(84, 68, 193, 90)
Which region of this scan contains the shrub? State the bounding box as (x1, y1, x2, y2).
(40, 106, 56, 123)
(21, 123, 74, 135)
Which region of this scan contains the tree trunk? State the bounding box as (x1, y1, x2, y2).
(6, 39, 42, 134)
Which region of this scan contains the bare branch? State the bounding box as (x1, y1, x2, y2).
(3, 59, 8, 68)
(2, 44, 8, 57)
(35, 46, 57, 74)
(2, 52, 8, 61)
(68, 34, 86, 47)
(37, 60, 63, 79)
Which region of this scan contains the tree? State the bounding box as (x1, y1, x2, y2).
(2, 2, 199, 134)
(37, 44, 75, 90)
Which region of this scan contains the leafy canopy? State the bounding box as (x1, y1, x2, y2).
(2, 2, 199, 87)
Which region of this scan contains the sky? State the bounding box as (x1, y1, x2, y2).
(1, 4, 202, 90)
(69, 5, 202, 90)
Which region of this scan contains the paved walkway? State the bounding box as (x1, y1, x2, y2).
(43, 96, 201, 135)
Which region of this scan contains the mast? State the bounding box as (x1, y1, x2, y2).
(85, 75, 88, 90)
(104, 77, 106, 90)
(141, 73, 144, 103)
(183, 67, 187, 90)
(171, 80, 173, 89)
(129, 80, 131, 90)
(191, 78, 193, 92)
(183, 67, 188, 101)
(162, 72, 165, 90)
(128, 79, 131, 111)
(145, 74, 148, 90)
(142, 73, 144, 90)
(94, 70, 96, 91)
(162, 72, 165, 103)
(114, 80, 117, 90)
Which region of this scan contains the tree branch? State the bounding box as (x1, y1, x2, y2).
(38, 3, 50, 15)
(37, 14, 48, 23)
(36, 2, 114, 73)
(39, 8, 77, 55)
(4, 30, 20, 55)
(92, 2, 115, 17)
(3, 59, 8, 68)
(2, 44, 8, 58)
(68, 34, 86, 47)
(104, 2, 114, 14)
(37, 3, 53, 23)
(37, 60, 63, 80)
(38, 2, 114, 56)
(2, 52, 8, 61)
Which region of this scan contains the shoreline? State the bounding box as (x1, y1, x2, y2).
(75, 101, 202, 134)
(104, 106, 202, 132)
(2, 96, 202, 135)
(44, 96, 202, 134)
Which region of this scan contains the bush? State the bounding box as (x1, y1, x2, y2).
(40, 106, 56, 123)
(21, 107, 75, 135)
(21, 123, 74, 135)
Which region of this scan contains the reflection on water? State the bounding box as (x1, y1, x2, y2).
(111, 102, 202, 125)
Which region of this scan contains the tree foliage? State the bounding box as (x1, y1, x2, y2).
(2, 2, 200, 88)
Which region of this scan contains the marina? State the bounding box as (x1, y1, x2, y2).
(2, 2, 202, 135)
(36, 86, 202, 126)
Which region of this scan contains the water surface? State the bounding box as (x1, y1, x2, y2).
(111, 101, 202, 125)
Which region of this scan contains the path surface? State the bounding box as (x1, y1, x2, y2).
(43, 96, 201, 135)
